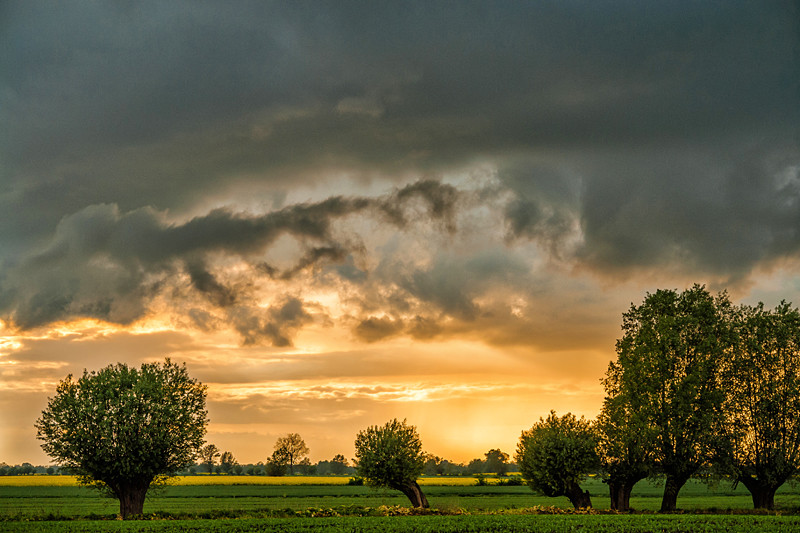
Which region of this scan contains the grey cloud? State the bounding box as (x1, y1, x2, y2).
(186, 260, 237, 308)
(0, 180, 462, 341)
(3, 2, 795, 255)
(575, 142, 800, 280)
(1, 0, 799, 341)
(353, 316, 404, 343)
(228, 298, 312, 347)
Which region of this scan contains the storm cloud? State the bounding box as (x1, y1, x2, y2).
(0, 2, 798, 343)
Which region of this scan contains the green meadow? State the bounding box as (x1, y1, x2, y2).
(2, 476, 800, 531)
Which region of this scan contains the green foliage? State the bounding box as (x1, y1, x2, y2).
(354, 419, 425, 491)
(198, 444, 221, 473)
(721, 301, 800, 507)
(34, 359, 207, 516)
(516, 411, 599, 506)
(220, 451, 237, 474)
(484, 449, 510, 476)
(5, 515, 800, 533)
(612, 285, 734, 510)
(272, 434, 310, 474)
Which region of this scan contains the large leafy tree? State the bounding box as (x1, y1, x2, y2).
(596, 379, 654, 511)
(354, 418, 428, 508)
(721, 302, 800, 509)
(271, 433, 309, 474)
(35, 359, 207, 518)
(516, 411, 599, 509)
(614, 285, 733, 512)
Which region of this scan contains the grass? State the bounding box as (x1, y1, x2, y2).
(5, 515, 800, 532)
(3, 475, 800, 532)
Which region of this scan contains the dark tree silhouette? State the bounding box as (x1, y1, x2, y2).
(721, 302, 800, 509)
(271, 433, 309, 474)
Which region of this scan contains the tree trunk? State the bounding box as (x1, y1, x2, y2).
(740, 476, 780, 510)
(607, 475, 643, 511)
(117, 484, 149, 519)
(608, 480, 633, 511)
(565, 481, 592, 509)
(660, 473, 689, 512)
(399, 480, 429, 508)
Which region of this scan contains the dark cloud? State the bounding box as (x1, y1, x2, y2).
(574, 142, 800, 280)
(0, 180, 462, 341)
(228, 298, 312, 347)
(0, 1, 798, 345)
(354, 316, 404, 343)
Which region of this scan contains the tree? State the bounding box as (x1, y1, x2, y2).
(220, 451, 237, 474)
(423, 453, 445, 475)
(614, 285, 733, 512)
(467, 458, 485, 474)
(354, 418, 429, 508)
(516, 411, 599, 509)
(330, 454, 349, 475)
(272, 433, 309, 474)
(484, 449, 510, 476)
(721, 302, 800, 509)
(596, 380, 654, 511)
(199, 444, 221, 473)
(35, 359, 207, 518)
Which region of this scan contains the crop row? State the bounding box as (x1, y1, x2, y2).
(6, 514, 800, 533)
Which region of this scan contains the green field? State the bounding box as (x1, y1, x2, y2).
(6, 515, 800, 533)
(3, 476, 800, 532)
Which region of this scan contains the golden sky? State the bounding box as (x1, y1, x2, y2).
(1, 2, 798, 465)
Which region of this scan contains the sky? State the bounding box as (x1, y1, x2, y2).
(1, 1, 798, 466)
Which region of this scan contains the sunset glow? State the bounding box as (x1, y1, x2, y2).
(1, 1, 798, 467)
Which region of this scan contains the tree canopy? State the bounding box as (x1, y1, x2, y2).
(612, 285, 733, 511)
(354, 418, 429, 508)
(721, 301, 800, 509)
(35, 359, 207, 518)
(271, 433, 309, 474)
(484, 449, 510, 476)
(198, 444, 220, 473)
(516, 411, 599, 509)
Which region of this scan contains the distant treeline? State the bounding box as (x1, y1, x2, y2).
(0, 463, 66, 475)
(175, 455, 518, 477)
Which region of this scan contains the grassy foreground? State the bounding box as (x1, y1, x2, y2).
(3, 476, 800, 532)
(5, 515, 800, 533)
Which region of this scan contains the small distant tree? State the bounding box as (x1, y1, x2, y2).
(220, 451, 237, 474)
(516, 411, 599, 509)
(354, 418, 429, 508)
(721, 302, 800, 509)
(265, 457, 286, 476)
(272, 433, 309, 474)
(467, 458, 485, 474)
(199, 444, 221, 473)
(330, 454, 349, 475)
(35, 359, 207, 518)
(423, 453, 445, 475)
(484, 449, 510, 476)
